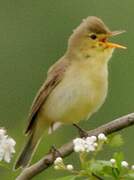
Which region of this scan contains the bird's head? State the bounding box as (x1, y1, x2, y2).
(68, 16, 126, 59)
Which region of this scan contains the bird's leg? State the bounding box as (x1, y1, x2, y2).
(50, 145, 62, 160)
(73, 123, 88, 137)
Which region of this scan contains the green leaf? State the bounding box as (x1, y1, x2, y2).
(108, 134, 124, 147)
(113, 152, 124, 162)
(90, 160, 112, 174)
(124, 172, 134, 179)
(90, 160, 116, 178)
(51, 175, 77, 180)
(102, 166, 114, 177)
(97, 160, 112, 167)
(113, 152, 124, 170)
(90, 161, 103, 172)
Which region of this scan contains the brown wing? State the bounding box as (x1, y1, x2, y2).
(25, 58, 69, 134)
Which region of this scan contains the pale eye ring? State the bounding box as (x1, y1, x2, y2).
(90, 34, 97, 40)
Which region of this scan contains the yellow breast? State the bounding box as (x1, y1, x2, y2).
(41, 57, 108, 124)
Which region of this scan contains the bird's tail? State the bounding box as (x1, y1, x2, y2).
(14, 129, 41, 170)
(14, 118, 57, 169)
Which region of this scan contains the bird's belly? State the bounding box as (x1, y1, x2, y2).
(41, 71, 108, 124)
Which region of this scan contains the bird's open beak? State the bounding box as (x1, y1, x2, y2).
(100, 30, 127, 49)
(105, 42, 126, 49)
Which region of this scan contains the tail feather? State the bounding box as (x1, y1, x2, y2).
(14, 118, 50, 170)
(14, 133, 39, 170)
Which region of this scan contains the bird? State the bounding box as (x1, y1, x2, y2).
(14, 16, 126, 169)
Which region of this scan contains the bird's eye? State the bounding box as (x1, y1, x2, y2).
(90, 34, 97, 40)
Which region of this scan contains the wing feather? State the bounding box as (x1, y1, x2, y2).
(25, 58, 69, 134)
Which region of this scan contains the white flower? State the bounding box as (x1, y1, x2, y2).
(73, 136, 97, 153)
(85, 137, 96, 152)
(0, 128, 6, 142)
(73, 138, 86, 152)
(90, 136, 97, 141)
(0, 128, 16, 163)
(131, 165, 134, 170)
(66, 164, 74, 171)
(94, 143, 98, 147)
(1, 138, 16, 163)
(0, 128, 6, 136)
(110, 158, 116, 164)
(54, 157, 63, 165)
(98, 133, 107, 141)
(54, 165, 60, 170)
(121, 161, 128, 168)
(86, 136, 97, 143)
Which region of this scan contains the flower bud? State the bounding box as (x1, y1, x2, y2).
(66, 164, 74, 171)
(121, 161, 128, 168)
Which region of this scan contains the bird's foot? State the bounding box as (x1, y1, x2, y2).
(50, 145, 62, 160)
(73, 123, 88, 138)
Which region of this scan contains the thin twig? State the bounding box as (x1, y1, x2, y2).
(16, 112, 134, 180)
(92, 173, 104, 180)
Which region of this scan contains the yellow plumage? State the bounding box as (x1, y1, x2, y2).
(42, 51, 112, 124)
(14, 16, 125, 169)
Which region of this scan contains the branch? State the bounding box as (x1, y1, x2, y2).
(16, 112, 134, 180)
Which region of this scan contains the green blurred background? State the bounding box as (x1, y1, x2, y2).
(0, 0, 133, 179)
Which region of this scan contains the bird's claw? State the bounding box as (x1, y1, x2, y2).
(50, 145, 61, 160)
